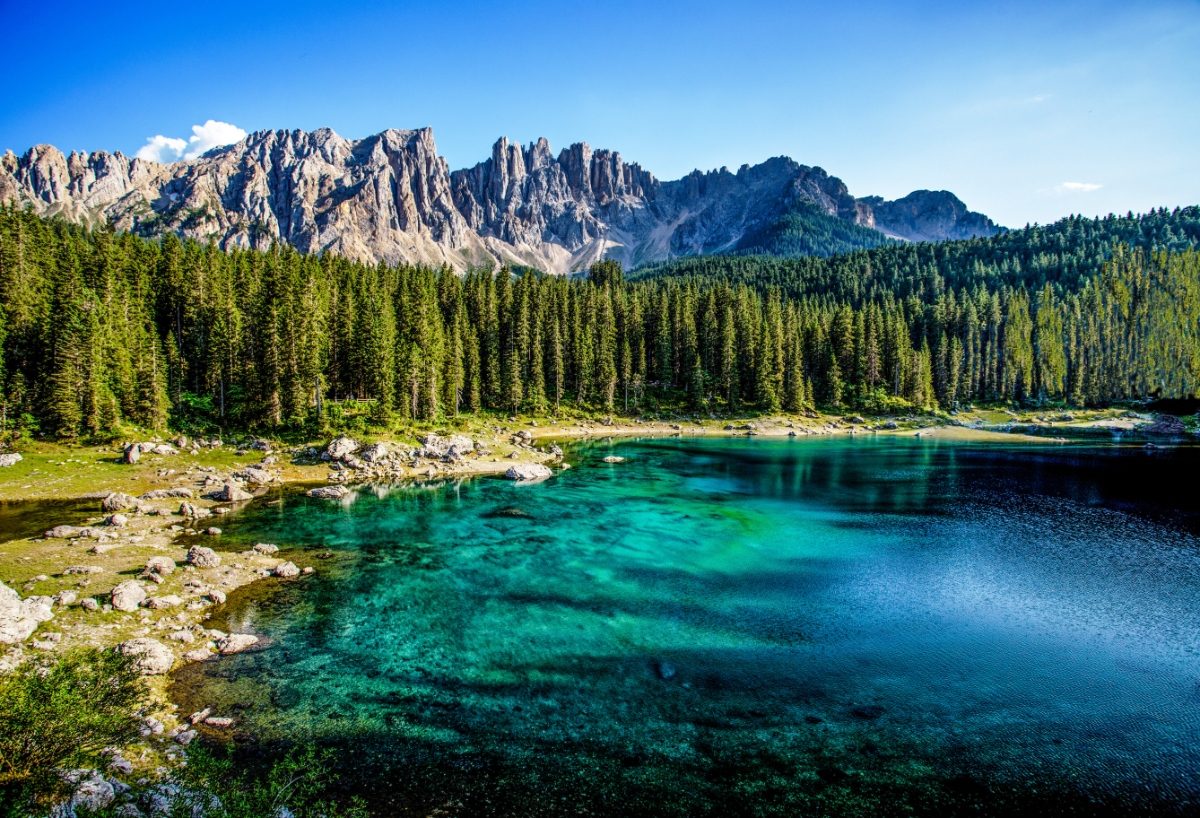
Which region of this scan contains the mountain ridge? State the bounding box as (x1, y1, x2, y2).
(0, 126, 1001, 273)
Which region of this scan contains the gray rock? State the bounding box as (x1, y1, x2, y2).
(178, 502, 211, 518)
(236, 466, 274, 485)
(272, 561, 300, 578)
(110, 581, 146, 612)
(44, 525, 84, 539)
(216, 633, 259, 654)
(68, 771, 116, 813)
(307, 485, 349, 500)
(358, 442, 390, 463)
(122, 443, 140, 464)
(142, 487, 193, 499)
(326, 435, 359, 461)
(0, 452, 21, 467)
(186, 546, 221, 568)
(504, 463, 553, 482)
(419, 433, 475, 459)
(117, 638, 174, 674)
(101, 492, 141, 513)
(213, 482, 253, 502)
(145, 595, 182, 610)
(0, 581, 55, 644)
(0, 130, 998, 277)
(145, 556, 176, 576)
(252, 543, 279, 555)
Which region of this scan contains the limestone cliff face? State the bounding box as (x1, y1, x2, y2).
(0, 127, 1000, 273)
(860, 190, 1001, 243)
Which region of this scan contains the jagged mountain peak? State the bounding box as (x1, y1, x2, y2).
(0, 125, 1001, 272)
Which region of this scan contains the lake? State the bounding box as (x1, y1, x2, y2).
(172, 436, 1200, 816)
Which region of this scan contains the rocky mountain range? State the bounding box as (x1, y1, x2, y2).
(0, 127, 1001, 273)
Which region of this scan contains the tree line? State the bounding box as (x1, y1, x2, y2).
(0, 205, 1198, 439)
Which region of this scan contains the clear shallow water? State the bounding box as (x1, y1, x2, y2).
(173, 438, 1200, 817)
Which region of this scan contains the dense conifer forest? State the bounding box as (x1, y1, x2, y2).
(0, 205, 1198, 439)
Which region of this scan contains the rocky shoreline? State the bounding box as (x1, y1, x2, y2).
(0, 408, 1193, 807)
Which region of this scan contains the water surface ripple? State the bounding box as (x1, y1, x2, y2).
(173, 437, 1200, 816)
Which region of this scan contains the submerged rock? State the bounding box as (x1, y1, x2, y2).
(850, 705, 886, 720)
(216, 633, 259, 654)
(483, 506, 534, 519)
(602, 455, 626, 463)
(504, 463, 553, 482)
(654, 659, 677, 681)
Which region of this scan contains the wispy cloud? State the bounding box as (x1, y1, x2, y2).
(1055, 181, 1103, 193)
(135, 119, 247, 163)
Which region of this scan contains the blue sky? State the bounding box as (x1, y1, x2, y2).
(2, 0, 1197, 227)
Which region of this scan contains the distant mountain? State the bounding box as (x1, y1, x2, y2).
(859, 190, 1001, 242)
(0, 127, 1001, 273)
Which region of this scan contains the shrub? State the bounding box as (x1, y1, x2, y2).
(165, 744, 369, 818)
(0, 649, 145, 812)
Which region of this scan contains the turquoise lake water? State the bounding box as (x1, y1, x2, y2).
(173, 437, 1200, 816)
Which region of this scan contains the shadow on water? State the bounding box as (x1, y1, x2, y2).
(171, 437, 1200, 816)
(0, 497, 98, 544)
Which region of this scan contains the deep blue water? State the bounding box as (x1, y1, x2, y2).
(173, 437, 1200, 816)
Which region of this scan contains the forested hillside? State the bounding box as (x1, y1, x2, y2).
(732, 201, 894, 257)
(0, 205, 1198, 440)
(636, 207, 1200, 299)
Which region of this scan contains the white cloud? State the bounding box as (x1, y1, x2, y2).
(1056, 181, 1103, 193)
(135, 134, 187, 163)
(183, 120, 247, 159)
(134, 119, 247, 163)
